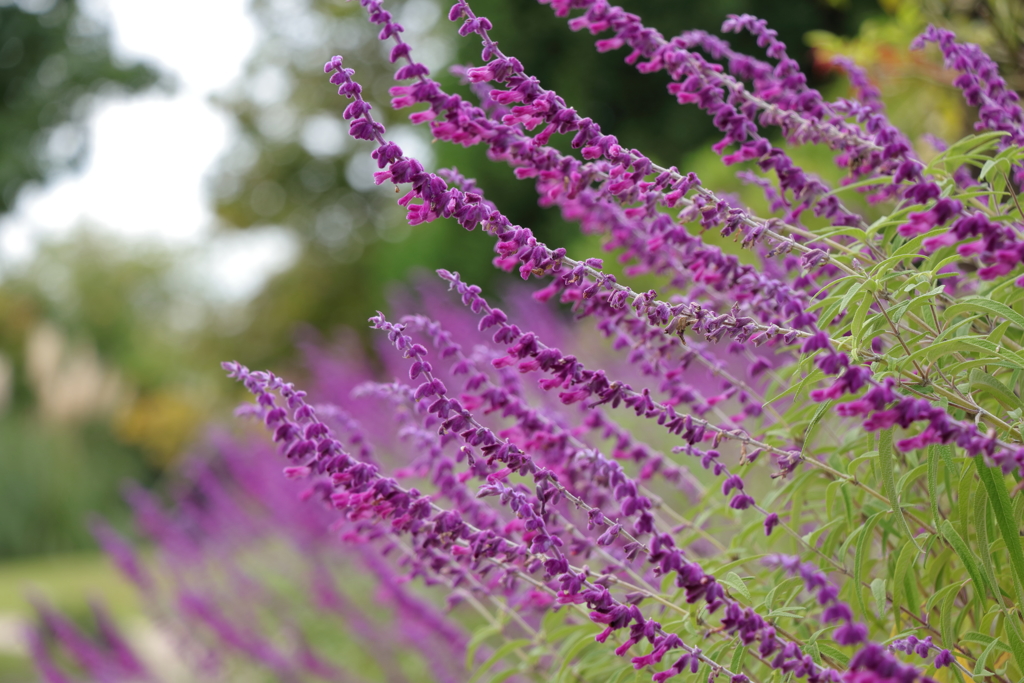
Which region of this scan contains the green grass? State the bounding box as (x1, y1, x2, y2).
(0, 550, 141, 619)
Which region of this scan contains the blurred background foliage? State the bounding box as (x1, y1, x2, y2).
(0, 0, 1021, 674)
(0, 0, 163, 215)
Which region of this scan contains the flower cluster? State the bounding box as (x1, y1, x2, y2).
(30, 0, 1024, 682)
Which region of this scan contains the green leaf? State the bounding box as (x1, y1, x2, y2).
(936, 443, 958, 514)
(974, 457, 1024, 609)
(817, 644, 850, 668)
(471, 639, 531, 682)
(895, 462, 928, 502)
(804, 400, 834, 449)
(878, 428, 920, 550)
(926, 582, 964, 617)
(608, 666, 638, 683)
(766, 609, 807, 620)
(929, 132, 1009, 172)
(546, 625, 580, 643)
(764, 362, 825, 407)
(973, 456, 1024, 672)
(957, 467, 974, 540)
(970, 369, 1024, 411)
(871, 578, 887, 616)
(466, 625, 503, 671)
(721, 572, 751, 603)
(940, 581, 962, 648)
(542, 606, 568, 636)
(825, 479, 842, 520)
(944, 297, 1024, 332)
(851, 291, 874, 345)
(973, 483, 1002, 608)
(905, 336, 1024, 371)
(803, 517, 843, 546)
(836, 281, 866, 317)
(940, 519, 992, 600)
(891, 540, 919, 628)
(660, 572, 676, 597)
(556, 632, 595, 681)
(855, 512, 883, 619)
(848, 450, 879, 476)
(963, 632, 1012, 653)
(974, 635, 1002, 677)
(925, 547, 954, 589)
(891, 286, 945, 327)
(730, 638, 747, 674)
(927, 446, 941, 529)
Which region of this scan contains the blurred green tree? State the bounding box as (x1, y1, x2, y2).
(0, 229, 252, 556)
(0, 0, 164, 216)
(0, 1, 176, 557)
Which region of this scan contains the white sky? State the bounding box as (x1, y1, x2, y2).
(0, 0, 300, 301)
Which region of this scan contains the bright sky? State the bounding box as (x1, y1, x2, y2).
(0, 0, 300, 301)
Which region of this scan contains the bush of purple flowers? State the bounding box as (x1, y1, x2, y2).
(29, 0, 1024, 681)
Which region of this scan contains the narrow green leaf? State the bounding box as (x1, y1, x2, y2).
(879, 429, 920, 550)
(542, 607, 568, 636)
(721, 572, 751, 603)
(926, 582, 963, 617)
(970, 369, 1024, 411)
(466, 625, 503, 671)
(608, 666, 637, 683)
(730, 638, 746, 674)
(766, 609, 806, 620)
(895, 462, 928, 501)
(803, 517, 843, 546)
(973, 456, 1024, 672)
(817, 644, 850, 668)
(974, 457, 1024, 609)
(854, 512, 883, 619)
(963, 632, 1012, 653)
(836, 281, 866, 318)
(974, 636, 1002, 677)
(891, 287, 945, 327)
(871, 578, 887, 616)
(848, 450, 879, 476)
(851, 291, 874, 345)
(660, 572, 676, 597)
(841, 485, 855, 528)
(928, 446, 941, 529)
(556, 633, 594, 681)
(546, 625, 580, 643)
(931, 132, 1009, 168)
(936, 443, 958, 517)
(940, 519, 993, 599)
(925, 547, 954, 590)
(973, 483, 1003, 608)
(940, 582, 961, 649)
(957, 467, 974, 540)
(891, 540, 919, 628)
(916, 337, 1024, 371)
(825, 479, 842, 520)
(840, 523, 866, 561)
(804, 400, 834, 449)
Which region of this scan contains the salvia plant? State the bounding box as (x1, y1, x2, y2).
(27, 0, 1024, 682)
